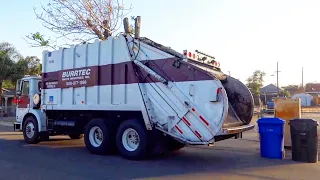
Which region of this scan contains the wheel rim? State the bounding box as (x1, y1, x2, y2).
(26, 122, 35, 139)
(89, 126, 103, 147)
(122, 128, 140, 152)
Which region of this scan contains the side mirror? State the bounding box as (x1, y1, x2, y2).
(16, 91, 22, 96)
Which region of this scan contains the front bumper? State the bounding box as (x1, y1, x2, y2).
(14, 122, 22, 131)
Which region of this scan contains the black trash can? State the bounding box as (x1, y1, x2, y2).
(289, 119, 319, 163)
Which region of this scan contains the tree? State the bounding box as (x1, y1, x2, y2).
(2, 80, 15, 89)
(0, 42, 21, 106)
(281, 84, 303, 96)
(3, 57, 42, 90)
(24, 56, 42, 75)
(0, 43, 42, 105)
(246, 70, 266, 98)
(0, 42, 22, 61)
(10, 59, 30, 83)
(26, 0, 132, 49)
(280, 90, 290, 97)
(25, 32, 56, 50)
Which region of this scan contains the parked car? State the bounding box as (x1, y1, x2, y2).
(265, 100, 274, 114)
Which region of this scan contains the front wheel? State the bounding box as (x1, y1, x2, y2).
(22, 116, 40, 144)
(116, 119, 148, 160)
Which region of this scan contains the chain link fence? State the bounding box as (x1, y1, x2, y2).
(0, 106, 16, 121)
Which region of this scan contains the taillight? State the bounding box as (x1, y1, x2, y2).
(13, 98, 19, 104)
(13, 98, 24, 104)
(216, 88, 221, 94)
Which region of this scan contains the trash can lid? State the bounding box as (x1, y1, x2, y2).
(289, 118, 319, 127)
(257, 117, 285, 124)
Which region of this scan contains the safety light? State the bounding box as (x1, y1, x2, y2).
(182, 49, 220, 68)
(13, 98, 20, 104)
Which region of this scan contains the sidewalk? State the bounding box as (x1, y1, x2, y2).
(0, 117, 14, 127)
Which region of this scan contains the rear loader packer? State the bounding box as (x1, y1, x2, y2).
(13, 34, 255, 160)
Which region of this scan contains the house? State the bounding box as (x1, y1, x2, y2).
(305, 83, 320, 95)
(260, 84, 283, 95)
(259, 84, 284, 105)
(302, 83, 320, 105)
(1, 88, 16, 116)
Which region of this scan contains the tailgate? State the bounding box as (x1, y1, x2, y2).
(218, 103, 255, 135)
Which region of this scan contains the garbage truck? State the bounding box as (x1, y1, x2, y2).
(13, 34, 255, 160)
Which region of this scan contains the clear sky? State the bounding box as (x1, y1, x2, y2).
(1, 0, 320, 87)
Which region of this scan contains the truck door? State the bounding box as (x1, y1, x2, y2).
(16, 80, 31, 123)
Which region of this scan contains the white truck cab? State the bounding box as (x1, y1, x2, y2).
(14, 76, 45, 132)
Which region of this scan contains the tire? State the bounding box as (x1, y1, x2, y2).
(22, 116, 40, 144)
(167, 137, 186, 152)
(116, 119, 148, 160)
(40, 132, 50, 141)
(69, 134, 84, 139)
(167, 136, 186, 152)
(147, 129, 169, 156)
(84, 119, 116, 155)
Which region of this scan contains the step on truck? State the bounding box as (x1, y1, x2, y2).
(13, 34, 255, 160)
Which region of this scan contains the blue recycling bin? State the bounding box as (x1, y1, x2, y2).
(257, 117, 285, 159)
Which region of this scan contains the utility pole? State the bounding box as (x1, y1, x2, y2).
(276, 61, 280, 97)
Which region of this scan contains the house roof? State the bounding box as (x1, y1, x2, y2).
(306, 92, 320, 94)
(260, 84, 283, 94)
(2, 88, 10, 92)
(1, 88, 15, 97)
(306, 83, 320, 92)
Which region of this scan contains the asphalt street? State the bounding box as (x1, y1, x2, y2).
(0, 122, 319, 180)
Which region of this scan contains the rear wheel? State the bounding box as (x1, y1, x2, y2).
(116, 119, 148, 160)
(40, 132, 50, 141)
(84, 119, 116, 155)
(147, 129, 169, 156)
(23, 116, 40, 144)
(167, 137, 186, 152)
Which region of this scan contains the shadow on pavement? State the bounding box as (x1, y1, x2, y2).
(0, 130, 307, 180)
